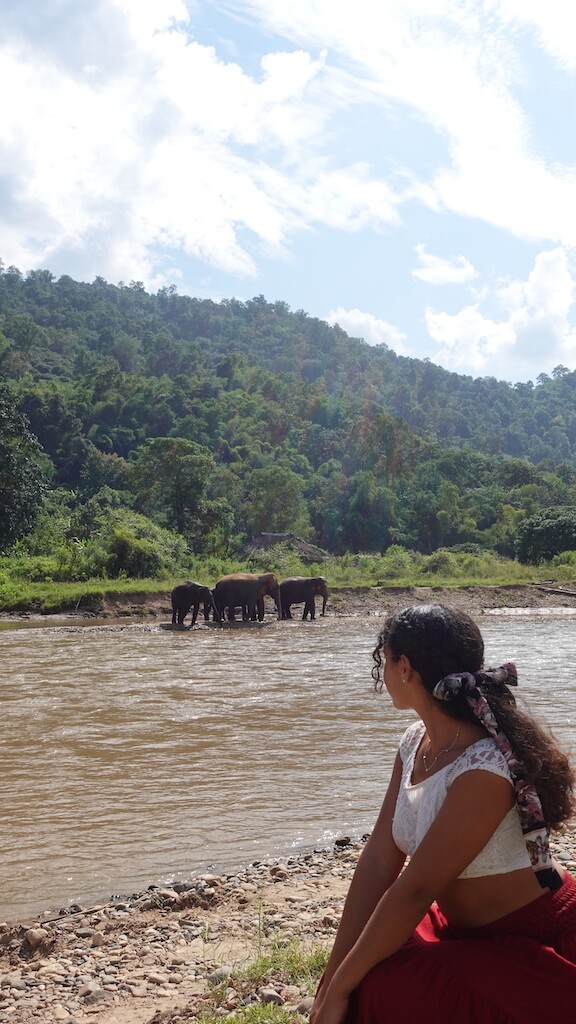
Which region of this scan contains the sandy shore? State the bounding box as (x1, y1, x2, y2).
(78, 580, 576, 621)
(3, 583, 576, 1023)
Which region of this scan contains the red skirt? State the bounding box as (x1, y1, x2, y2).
(348, 871, 576, 1024)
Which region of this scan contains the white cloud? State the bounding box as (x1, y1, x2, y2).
(0, 1, 406, 286)
(0, 8, 278, 281)
(1, 0, 576, 382)
(224, 0, 576, 246)
(486, 0, 576, 70)
(325, 306, 406, 352)
(412, 245, 478, 285)
(424, 247, 576, 380)
(114, 0, 189, 41)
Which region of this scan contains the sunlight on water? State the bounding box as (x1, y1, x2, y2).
(1, 616, 575, 921)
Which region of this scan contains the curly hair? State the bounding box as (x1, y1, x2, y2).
(372, 604, 575, 831)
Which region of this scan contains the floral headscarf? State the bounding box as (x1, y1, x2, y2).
(432, 663, 562, 890)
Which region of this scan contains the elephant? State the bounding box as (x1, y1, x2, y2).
(279, 576, 328, 620)
(213, 572, 281, 622)
(171, 581, 219, 626)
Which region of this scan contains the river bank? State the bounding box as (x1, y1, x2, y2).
(1, 841, 358, 1024)
(3, 830, 576, 1024)
(4, 581, 576, 630)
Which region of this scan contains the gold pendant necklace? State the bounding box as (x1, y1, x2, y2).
(422, 724, 462, 773)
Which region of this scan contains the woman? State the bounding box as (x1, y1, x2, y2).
(312, 604, 576, 1024)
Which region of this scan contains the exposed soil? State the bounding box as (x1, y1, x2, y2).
(4, 581, 576, 631)
(30, 580, 576, 625)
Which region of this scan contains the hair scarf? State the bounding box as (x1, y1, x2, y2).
(432, 663, 562, 891)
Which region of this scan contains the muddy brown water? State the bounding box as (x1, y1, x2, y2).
(1, 613, 576, 922)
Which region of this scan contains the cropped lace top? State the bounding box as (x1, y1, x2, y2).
(392, 721, 532, 878)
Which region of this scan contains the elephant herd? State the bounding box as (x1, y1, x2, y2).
(170, 572, 329, 627)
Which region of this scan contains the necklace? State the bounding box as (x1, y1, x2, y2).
(422, 724, 462, 773)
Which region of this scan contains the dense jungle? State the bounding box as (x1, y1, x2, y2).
(2, 261, 576, 607)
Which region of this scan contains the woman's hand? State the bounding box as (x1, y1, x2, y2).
(310, 985, 350, 1024)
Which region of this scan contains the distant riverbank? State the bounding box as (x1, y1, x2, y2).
(3, 581, 576, 628)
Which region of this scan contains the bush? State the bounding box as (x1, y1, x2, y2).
(550, 550, 576, 566)
(516, 507, 576, 564)
(418, 550, 457, 576)
(380, 545, 415, 579)
(106, 528, 162, 578)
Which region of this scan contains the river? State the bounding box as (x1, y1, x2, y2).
(1, 613, 576, 923)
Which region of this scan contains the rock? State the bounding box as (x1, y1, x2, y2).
(52, 1004, 72, 1020)
(24, 927, 51, 947)
(297, 995, 315, 1014)
(78, 980, 101, 997)
(259, 987, 284, 1004)
(208, 965, 234, 985)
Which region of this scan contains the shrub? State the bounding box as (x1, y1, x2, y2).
(381, 545, 415, 579)
(105, 528, 161, 578)
(418, 550, 457, 576)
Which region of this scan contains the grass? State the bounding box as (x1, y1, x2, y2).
(1, 545, 576, 615)
(237, 937, 328, 989)
(157, 937, 328, 1024)
(0, 577, 170, 614)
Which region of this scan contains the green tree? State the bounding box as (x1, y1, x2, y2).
(0, 383, 48, 551)
(516, 506, 576, 564)
(243, 465, 310, 537)
(339, 471, 395, 552)
(130, 437, 214, 534)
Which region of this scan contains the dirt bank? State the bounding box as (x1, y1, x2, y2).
(4, 582, 576, 629)
(71, 581, 576, 623)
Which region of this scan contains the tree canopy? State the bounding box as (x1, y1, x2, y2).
(0, 382, 48, 552)
(2, 263, 576, 567)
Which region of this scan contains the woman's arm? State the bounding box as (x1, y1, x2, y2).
(316, 753, 406, 993)
(313, 769, 515, 1024)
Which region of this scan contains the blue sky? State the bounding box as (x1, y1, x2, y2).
(1, 0, 576, 383)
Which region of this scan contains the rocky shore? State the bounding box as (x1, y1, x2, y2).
(0, 841, 362, 1024)
(2, 829, 576, 1024)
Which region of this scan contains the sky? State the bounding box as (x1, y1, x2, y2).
(1, 0, 576, 384)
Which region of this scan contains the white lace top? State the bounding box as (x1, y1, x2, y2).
(392, 721, 532, 877)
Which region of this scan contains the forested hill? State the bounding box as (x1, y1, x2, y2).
(2, 265, 575, 465)
(1, 262, 576, 564)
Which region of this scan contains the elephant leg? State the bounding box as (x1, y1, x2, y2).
(178, 603, 191, 625)
(283, 603, 292, 619)
(227, 606, 236, 621)
(303, 597, 316, 620)
(190, 603, 200, 626)
(202, 601, 211, 622)
(257, 597, 264, 621)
